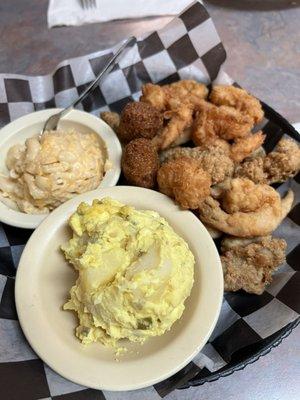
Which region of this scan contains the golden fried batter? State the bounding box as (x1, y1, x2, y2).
(192, 104, 254, 147)
(140, 83, 167, 111)
(222, 178, 279, 213)
(198, 178, 294, 237)
(171, 126, 193, 147)
(221, 236, 286, 294)
(264, 138, 300, 183)
(234, 157, 266, 184)
(140, 81, 208, 149)
(230, 131, 266, 163)
(160, 145, 234, 184)
(152, 106, 193, 150)
(166, 80, 209, 109)
(122, 138, 159, 188)
(199, 139, 232, 155)
(100, 111, 120, 131)
(140, 80, 208, 112)
(221, 235, 272, 252)
(234, 137, 300, 184)
(210, 85, 264, 124)
(157, 157, 211, 209)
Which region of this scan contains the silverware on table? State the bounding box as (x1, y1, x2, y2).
(80, 0, 97, 10)
(41, 36, 136, 136)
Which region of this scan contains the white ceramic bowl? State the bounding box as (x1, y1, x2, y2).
(0, 108, 122, 229)
(15, 186, 223, 392)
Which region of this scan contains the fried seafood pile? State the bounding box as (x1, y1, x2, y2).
(100, 81, 300, 295)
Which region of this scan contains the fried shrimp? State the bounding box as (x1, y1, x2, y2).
(221, 236, 286, 294)
(234, 137, 300, 184)
(192, 104, 254, 147)
(210, 85, 264, 124)
(160, 145, 234, 184)
(230, 131, 266, 163)
(221, 178, 276, 213)
(171, 126, 193, 147)
(140, 83, 167, 111)
(140, 80, 208, 112)
(100, 111, 120, 131)
(166, 80, 209, 109)
(198, 178, 294, 237)
(157, 157, 211, 209)
(152, 106, 193, 150)
(140, 81, 209, 149)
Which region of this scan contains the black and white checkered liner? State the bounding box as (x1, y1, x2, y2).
(0, 2, 298, 399)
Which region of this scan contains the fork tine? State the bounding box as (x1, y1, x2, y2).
(80, 0, 86, 10)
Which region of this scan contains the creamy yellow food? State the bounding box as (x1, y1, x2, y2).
(62, 198, 194, 352)
(0, 129, 108, 214)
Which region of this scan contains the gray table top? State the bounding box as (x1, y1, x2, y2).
(1, 0, 300, 122)
(1, 1, 299, 399)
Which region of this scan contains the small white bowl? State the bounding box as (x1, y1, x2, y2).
(0, 108, 122, 229)
(15, 186, 223, 392)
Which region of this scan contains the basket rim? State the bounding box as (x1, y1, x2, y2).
(181, 317, 299, 389)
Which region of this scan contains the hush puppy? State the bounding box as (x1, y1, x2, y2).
(122, 138, 159, 188)
(118, 101, 163, 143)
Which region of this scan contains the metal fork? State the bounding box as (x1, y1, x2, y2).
(80, 0, 96, 9)
(41, 36, 136, 136)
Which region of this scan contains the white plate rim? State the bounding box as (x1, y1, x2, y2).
(15, 186, 223, 391)
(0, 108, 122, 229)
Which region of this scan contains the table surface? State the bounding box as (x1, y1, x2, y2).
(1, 1, 299, 399)
(1, 0, 300, 122)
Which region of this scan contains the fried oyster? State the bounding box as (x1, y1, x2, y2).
(192, 103, 265, 162)
(160, 145, 234, 185)
(221, 236, 286, 294)
(235, 137, 300, 184)
(209, 85, 264, 124)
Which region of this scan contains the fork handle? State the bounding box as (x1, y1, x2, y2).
(60, 36, 136, 118)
